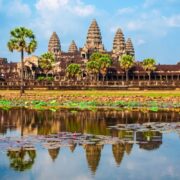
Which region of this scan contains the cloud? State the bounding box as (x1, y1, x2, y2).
(36, 0, 69, 11)
(136, 39, 146, 46)
(126, 21, 144, 31)
(6, 0, 31, 17)
(164, 15, 180, 27)
(35, 0, 95, 17)
(73, 4, 94, 17)
(117, 7, 135, 15)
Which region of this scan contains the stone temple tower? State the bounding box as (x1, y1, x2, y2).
(48, 32, 61, 61)
(68, 40, 78, 53)
(126, 38, 135, 57)
(112, 28, 126, 58)
(81, 19, 105, 59)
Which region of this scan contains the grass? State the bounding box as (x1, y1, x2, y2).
(0, 90, 180, 111)
(0, 90, 180, 97)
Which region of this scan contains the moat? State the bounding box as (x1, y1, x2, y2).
(0, 109, 179, 180)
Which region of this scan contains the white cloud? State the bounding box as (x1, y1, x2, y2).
(164, 15, 180, 27)
(118, 7, 135, 15)
(36, 0, 69, 11)
(143, 0, 158, 8)
(126, 21, 144, 31)
(35, 0, 95, 17)
(136, 39, 146, 46)
(6, 0, 31, 17)
(73, 4, 94, 17)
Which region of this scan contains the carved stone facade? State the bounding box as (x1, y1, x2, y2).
(0, 19, 180, 86)
(112, 29, 126, 58)
(68, 41, 78, 53)
(48, 32, 61, 61)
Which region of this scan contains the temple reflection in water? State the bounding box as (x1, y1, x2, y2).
(0, 109, 179, 174)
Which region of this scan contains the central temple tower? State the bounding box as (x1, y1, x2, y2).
(48, 32, 61, 61)
(81, 19, 105, 59)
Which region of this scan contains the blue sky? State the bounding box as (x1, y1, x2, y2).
(0, 0, 180, 64)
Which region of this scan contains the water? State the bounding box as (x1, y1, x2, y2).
(0, 109, 180, 180)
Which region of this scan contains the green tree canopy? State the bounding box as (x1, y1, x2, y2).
(7, 148, 36, 172)
(119, 55, 134, 81)
(88, 52, 112, 81)
(7, 27, 37, 95)
(142, 58, 156, 81)
(86, 60, 100, 81)
(39, 52, 55, 76)
(90, 52, 103, 61)
(99, 55, 112, 81)
(66, 63, 82, 80)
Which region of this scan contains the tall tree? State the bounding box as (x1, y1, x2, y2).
(7, 27, 37, 95)
(86, 60, 100, 81)
(119, 55, 134, 81)
(99, 55, 112, 81)
(39, 52, 55, 77)
(90, 52, 103, 61)
(7, 148, 36, 171)
(66, 63, 82, 80)
(142, 58, 156, 81)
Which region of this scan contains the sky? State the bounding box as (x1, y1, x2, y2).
(0, 0, 180, 64)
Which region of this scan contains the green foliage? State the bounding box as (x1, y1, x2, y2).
(142, 58, 156, 72)
(39, 52, 55, 74)
(46, 77, 54, 82)
(86, 60, 100, 74)
(66, 63, 82, 79)
(7, 27, 37, 54)
(90, 52, 103, 61)
(7, 148, 36, 172)
(37, 76, 45, 81)
(37, 76, 54, 82)
(119, 54, 134, 71)
(7, 27, 37, 94)
(142, 58, 156, 80)
(119, 54, 134, 81)
(88, 52, 112, 80)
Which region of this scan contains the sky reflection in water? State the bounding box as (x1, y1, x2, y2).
(0, 109, 179, 180)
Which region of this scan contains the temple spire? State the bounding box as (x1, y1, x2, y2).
(126, 38, 135, 57)
(84, 19, 104, 52)
(112, 28, 126, 57)
(68, 40, 78, 53)
(48, 32, 61, 60)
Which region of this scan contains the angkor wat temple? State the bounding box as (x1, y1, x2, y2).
(0, 19, 180, 89)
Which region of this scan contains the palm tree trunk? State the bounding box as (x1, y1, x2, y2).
(148, 72, 151, 81)
(21, 108, 24, 137)
(20, 50, 25, 95)
(126, 70, 129, 81)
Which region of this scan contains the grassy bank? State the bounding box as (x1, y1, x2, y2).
(0, 90, 180, 111)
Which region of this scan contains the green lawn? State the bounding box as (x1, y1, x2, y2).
(0, 90, 180, 97)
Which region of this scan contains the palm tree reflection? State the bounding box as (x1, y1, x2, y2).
(7, 147, 36, 171)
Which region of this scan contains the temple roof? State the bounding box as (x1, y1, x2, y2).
(85, 19, 104, 51)
(48, 32, 61, 61)
(126, 38, 135, 57)
(113, 28, 126, 54)
(68, 40, 78, 53)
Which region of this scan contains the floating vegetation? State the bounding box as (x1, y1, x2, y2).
(0, 122, 179, 153)
(0, 92, 180, 112)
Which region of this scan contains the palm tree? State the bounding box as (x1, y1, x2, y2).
(99, 55, 112, 81)
(7, 27, 37, 95)
(66, 63, 82, 80)
(142, 58, 156, 81)
(7, 148, 36, 171)
(119, 54, 134, 81)
(39, 52, 55, 77)
(90, 52, 103, 61)
(86, 60, 100, 81)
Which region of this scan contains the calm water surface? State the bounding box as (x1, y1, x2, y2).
(0, 109, 180, 180)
